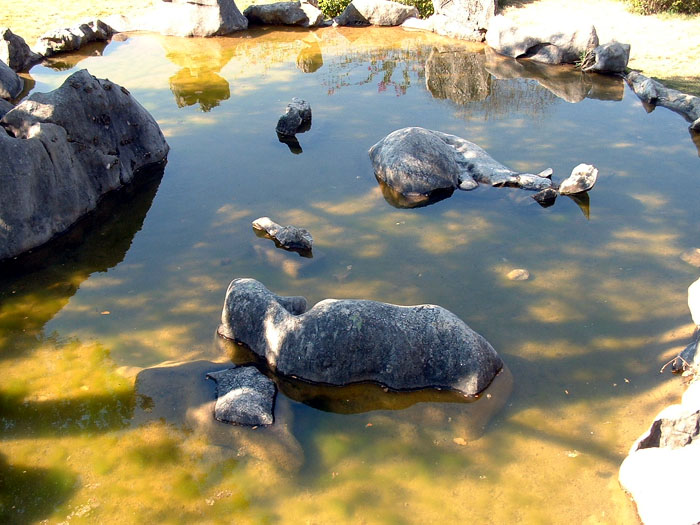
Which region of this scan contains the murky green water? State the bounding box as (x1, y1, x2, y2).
(2, 26, 700, 524)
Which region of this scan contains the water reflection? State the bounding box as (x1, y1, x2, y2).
(425, 47, 490, 104)
(484, 47, 624, 104)
(296, 39, 324, 73)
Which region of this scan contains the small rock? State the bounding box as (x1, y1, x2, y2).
(533, 188, 558, 207)
(558, 163, 598, 195)
(252, 216, 313, 254)
(276, 97, 311, 137)
(0, 28, 41, 71)
(581, 42, 630, 74)
(206, 366, 277, 426)
(506, 268, 530, 281)
(453, 437, 468, 446)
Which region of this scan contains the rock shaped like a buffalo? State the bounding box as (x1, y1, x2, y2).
(218, 278, 504, 396)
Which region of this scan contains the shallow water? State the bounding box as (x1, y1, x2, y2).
(2, 26, 700, 523)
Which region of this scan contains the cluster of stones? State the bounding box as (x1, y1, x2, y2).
(368, 126, 598, 208)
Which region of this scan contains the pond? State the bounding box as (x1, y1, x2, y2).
(2, 25, 700, 523)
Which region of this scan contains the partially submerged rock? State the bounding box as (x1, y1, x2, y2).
(276, 97, 312, 136)
(0, 69, 169, 261)
(557, 163, 598, 195)
(207, 367, 277, 426)
(34, 19, 115, 58)
(1, 28, 41, 72)
(336, 0, 418, 27)
(218, 278, 504, 396)
(368, 127, 553, 206)
(626, 71, 700, 131)
(244, 1, 324, 27)
(0, 59, 22, 100)
(532, 188, 558, 207)
(619, 380, 700, 525)
(252, 216, 313, 254)
(581, 42, 630, 74)
(486, 15, 599, 65)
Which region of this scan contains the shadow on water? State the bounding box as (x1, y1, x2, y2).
(0, 453, 76, 525)
(0, 163, 165, 360)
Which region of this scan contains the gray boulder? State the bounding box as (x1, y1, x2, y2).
(34, 19, 115, 58)
(433, 0, 494, 30)
(0, 28, 41, 71)
(486, 15, 599, 65)
(0, 98, 12, 118)
(557, 163, 598, 194)
(336, 0, 418, 26)
(690, 277, 700, 327)
(619, 380, 700, 525)
(0, 59, 22, 100)
(218, 278, 504, 396)
(276, 97, 312, 136)
(244, 1, 324, 27)
(207, 367, 277, 426)
(626, 71, 700, 132)
(0, 69, 169, 261)
(368, 127, 552, 205)
(252, 216, 313, 254)
(144, 0, 248, 37)
(581, 42, 630, 74)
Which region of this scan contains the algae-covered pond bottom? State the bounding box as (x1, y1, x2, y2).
(2, 26, 700, 523)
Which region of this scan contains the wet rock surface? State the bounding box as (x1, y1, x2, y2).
(252, 216, 313, 255)
(207, 367, 277, 426)
(0, 69, 169, 261)
(218, 278, 504, 396)
(276, 97, 312, 136)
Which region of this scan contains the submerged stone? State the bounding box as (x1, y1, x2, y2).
(252, 216, 313, 254)
(218, 278, 504, 396)
(207, 367, 277, 426)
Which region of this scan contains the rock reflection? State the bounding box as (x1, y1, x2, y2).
(0, 165, 165, 358)
(162, 37, 237, 111)
(425, 47, 491, 104)
(484, 47, 624, 104)
(377, 177, 455, 209)
(296, 40, 324, 73)
(42, 40, 109, 71)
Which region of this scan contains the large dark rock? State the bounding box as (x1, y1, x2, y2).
(244, 1, 324, 27)
(34, 19, 115, 58)
(626, 71, 700, 132)
(0, 98, 13, 118)
(336, 0, 418, 26)
(368, 127, 552, 206)
(486, 15, 599, 65)
(207, 367, 277, 426)
(218, 278, 504, 396)
(0, 59, 22, 100)
(0, 69, 169, 261)
(0, 28, 41, 72)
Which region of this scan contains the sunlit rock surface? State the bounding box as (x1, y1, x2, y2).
(369, 127, 552, 206)
(218, 278, 504, 396)
(626, 71, 700, 131)
(486, 15, 599, 65)
(0, 69, 169, 261)
(207, 367, 276, 426)
(619, 380, 700, 525)
(33, 19, 115, 58)
(557, 163, 598, 195)
(336, 0, 419, 27)
(244, 1, 325, 27)
(581, 42, 630, 74)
